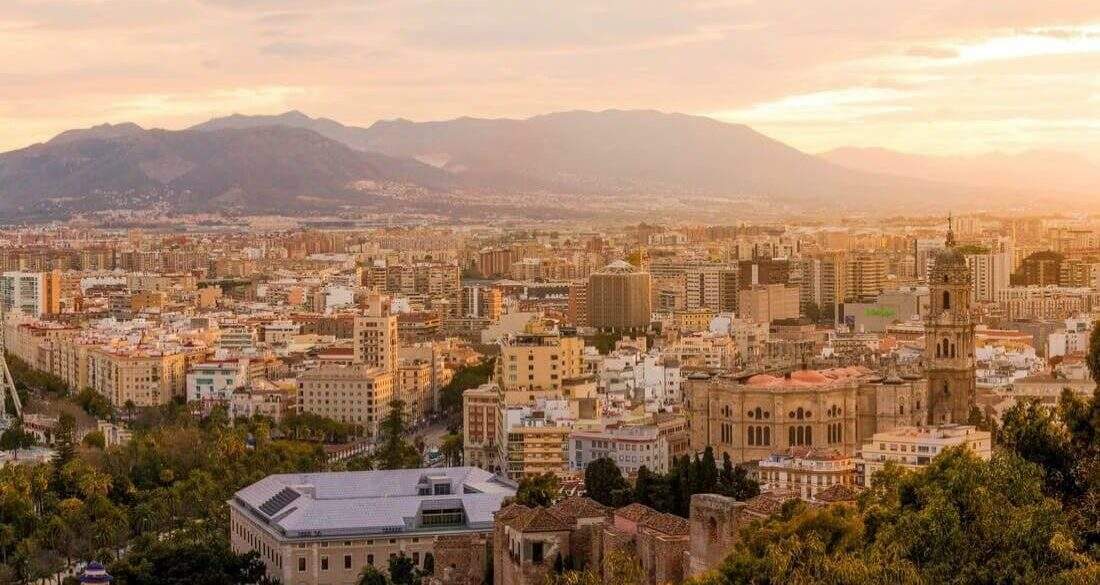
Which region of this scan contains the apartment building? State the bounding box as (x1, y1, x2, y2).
(755, 447, 857, 500)
(353, 295, 398, 373)
(0, 270, 61, 317)
(297, 365, 394, 436)
(569, 423, 670, 474)
(858, 424, 991, 486)
(496, 331, 585, 393)
(463, 383, 502, 472)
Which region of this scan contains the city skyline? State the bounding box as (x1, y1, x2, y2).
(2, 1, 1098, 161)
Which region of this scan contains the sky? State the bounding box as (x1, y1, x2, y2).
(1, 0, 1098, 157)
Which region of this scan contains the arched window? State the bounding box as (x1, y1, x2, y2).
(754, 407, 763, 419)
(755, 427, 763, 446)
(805, 426, 813, 445)
(941, 338, 950, 358)
(747, 427, 755, 446)
(789, 427, 796, 445)
(943, 382, 950, 396)
(943, 290, 951, 310)
(763, 427, 770, 445)
(796, 407, 804, 420)
(796, 426, 805, 445)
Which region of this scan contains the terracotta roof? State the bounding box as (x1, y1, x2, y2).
(495, 504, 531, 522)
(813, 483, 865, 503)
(550, 496, 610, 522)
(639, 512, 690, 536)
(615, 502, 658, 522)
(510, 507, 573, 533)
(743, 491, 799, 518)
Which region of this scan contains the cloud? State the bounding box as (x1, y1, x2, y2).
(904, 46, 958, 59)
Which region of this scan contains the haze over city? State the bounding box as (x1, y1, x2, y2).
(3, 1, 1098, 159)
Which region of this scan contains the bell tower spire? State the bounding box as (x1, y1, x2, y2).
(945, 213, 956, 248)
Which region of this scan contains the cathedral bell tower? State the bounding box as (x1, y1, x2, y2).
(924, 216, 976, 424)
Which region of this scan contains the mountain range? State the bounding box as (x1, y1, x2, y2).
(1, 109, 1093, 219)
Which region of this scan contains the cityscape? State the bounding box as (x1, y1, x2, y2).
(1, 2, 1098, 585)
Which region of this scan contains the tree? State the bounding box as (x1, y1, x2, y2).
(358, 565, 388, 585)
(633, 465, 666, 510)
(692, 448, 1092, 585)
(584, 457, 631, 507)
(440, 432, 464, 467)
(0, 424, 36, 451)
(698, 447, 719, 493)
(388, 552, 417, 585)
(373, 400, 421, 470)
(718, 453, 759, 501)
(82, 430, 106, 450)
(439, 359, 495, 421)
(515, 473, 560, 507)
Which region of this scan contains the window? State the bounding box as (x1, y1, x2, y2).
(321, 556, 329, 571)
(298, 558, 306, 572)
(943, 290, 951, 310)
(345, 555, 352, 569)
(367, 554, 374, 566)
(531, 542, 545, 564)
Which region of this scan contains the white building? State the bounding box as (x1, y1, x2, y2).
(858, 424, 992, 486)
(756, 447, 856, 500)
(569, 423, 670, 474)
(0, 271, 56, 317)
(1047, 315, 1093, 358)
(187, 359, 249, 402)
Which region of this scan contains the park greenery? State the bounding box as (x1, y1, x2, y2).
(584, 448, 759, 516)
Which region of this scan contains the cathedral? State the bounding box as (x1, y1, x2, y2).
(924, 218, 977, 424)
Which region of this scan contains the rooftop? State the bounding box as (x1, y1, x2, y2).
(232, 467, 516, 540)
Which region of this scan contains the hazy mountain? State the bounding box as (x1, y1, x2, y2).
(47, 122, 146, 145)
(821, 147, 1100, 196)
(0, 125, 453, 215)
(195, 109, 982, 210)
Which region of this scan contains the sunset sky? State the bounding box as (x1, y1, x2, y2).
(2, 1, 1098, 158)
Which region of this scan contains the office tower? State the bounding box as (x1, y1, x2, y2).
(587, 261, 652, 331)
(737, 284, 801, 324)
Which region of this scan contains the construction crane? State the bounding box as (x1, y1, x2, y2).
(0, 353, 21, 428)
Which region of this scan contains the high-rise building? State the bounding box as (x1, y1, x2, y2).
(845, 253, 887, 301)
(925, 223, 976, 425)
(353, 295, 398, 373)
(737, 284, 800, 324)
(0, 270, 60, 317)
(461, 285, 502, 320)
(567, 280, 588, 326)
(964, 240, 1013, 303)
(587, 261, 652, 331)
(1011, 251, 1063, 286)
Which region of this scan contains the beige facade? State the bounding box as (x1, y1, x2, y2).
(500, 421, 570, 480)
(397, 359, 434, 424)
(686, 369, 863, 463)
(737, 284, 800, 324)
(496, 332, 585, 393)
(859, 424, 991, 485)
(297, 365, 394, 436)
(86, 348, 192, 407)
(353, 295, 398, 373)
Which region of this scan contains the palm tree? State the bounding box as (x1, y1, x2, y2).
(357, 565, 388, 585)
